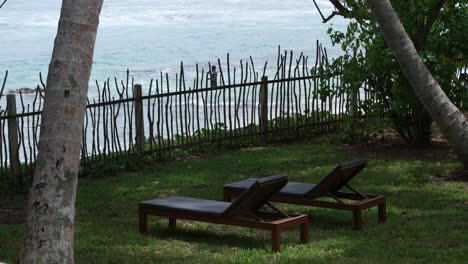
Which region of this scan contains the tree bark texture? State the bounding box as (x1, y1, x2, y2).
(18, 0, 104, 263)
(364, 0, 468, 168)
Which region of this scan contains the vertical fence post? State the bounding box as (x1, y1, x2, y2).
(259, 76, 268, 140)
(210, 66, 217, 88)
(210, 66, 218, 143)
(134, 84, 145, 153)
(6, 94, 21, 183)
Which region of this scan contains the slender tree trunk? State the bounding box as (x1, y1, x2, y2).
(18, 1, 104, 263)
(364, 0, 468, 168)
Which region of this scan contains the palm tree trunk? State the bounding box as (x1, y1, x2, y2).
(18, 0, 104, 263)
(364, 0, 468, 169)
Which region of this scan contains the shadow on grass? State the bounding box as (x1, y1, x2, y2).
(148, 224, 272, 250)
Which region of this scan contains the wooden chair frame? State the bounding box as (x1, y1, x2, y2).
(139, 206, 309, 252)
(223, 188, 386, 230)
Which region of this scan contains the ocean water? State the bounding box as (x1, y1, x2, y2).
(0, 0, 347, 96)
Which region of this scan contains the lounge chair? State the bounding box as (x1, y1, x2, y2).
(139, 173, 309, 252)
(223, 158, 386, 230)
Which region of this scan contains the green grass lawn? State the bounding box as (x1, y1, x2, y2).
(1, 136, 467, 263)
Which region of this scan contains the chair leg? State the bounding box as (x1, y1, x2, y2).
(169, 217, 177, 228)
(271, 227, 281, 252)
(378, 202, 386, 224)
(223, 191, 231, 202)
(352, 208, 362, 230)
(139, 211, 147, 234)
(300, 222, 309, 244)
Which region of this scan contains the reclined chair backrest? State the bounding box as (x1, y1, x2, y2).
(221, 173, 288, 217)
(304, 158, 368, 199)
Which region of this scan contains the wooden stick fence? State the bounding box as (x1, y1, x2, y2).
(5, 45, 462, 194)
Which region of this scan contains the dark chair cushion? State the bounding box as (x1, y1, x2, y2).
(223, 178, 258, 193)
(140, 196, 231, 217)
(280, 181, 317, 198)
(257, 173, 289, 184)
(223, 173, 288, 216)
(224, 178, 316, 198)
(140, 174, 288, 219)
(224, 158, 368, 200)
(339, 158, 368, 169)
(304, 158, 367, 198)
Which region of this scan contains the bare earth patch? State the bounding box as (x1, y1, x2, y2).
(341, 132, 456, 160)
(340, 128, 467, 181)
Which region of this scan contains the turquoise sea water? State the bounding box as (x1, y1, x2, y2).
(0, 0, 347, 96)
